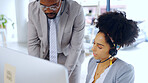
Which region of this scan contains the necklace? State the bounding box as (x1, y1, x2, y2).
(93, 57, 115, 83)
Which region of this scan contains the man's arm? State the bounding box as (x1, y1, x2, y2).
(27, 2, 40, 57)
(64, 5, 85, 77)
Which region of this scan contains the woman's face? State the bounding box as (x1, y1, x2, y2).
(92, 32, 111, 60)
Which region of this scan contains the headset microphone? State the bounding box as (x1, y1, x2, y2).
(96, 56, 112, 63)
(96, 46, 118, 63)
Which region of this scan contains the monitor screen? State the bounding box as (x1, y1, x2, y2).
(0, 47, 69, 83)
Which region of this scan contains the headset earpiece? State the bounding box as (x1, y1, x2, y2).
(109, 49, 117, 57)
(96, 45, 118, 63)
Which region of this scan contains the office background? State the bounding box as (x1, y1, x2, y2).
(0, 0, 148, 83)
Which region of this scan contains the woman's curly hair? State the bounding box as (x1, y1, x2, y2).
(96, 11, 140, 47)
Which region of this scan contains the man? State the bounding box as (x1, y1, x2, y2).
(27, 0, 85, 83)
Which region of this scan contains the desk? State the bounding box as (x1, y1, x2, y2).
(0, 29, 6, 42)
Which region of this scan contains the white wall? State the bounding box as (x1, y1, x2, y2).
(0, 0, 29, 43)
(126, 0, 148, 21)
(29, 0, 35, 3)
(0, 0, 16, 23)
(0, 0, 17, 42)
(15, 0, 29, 43)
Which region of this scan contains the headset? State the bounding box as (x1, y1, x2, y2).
(96, 34, 118, 63)
(109, 45, 118, 57)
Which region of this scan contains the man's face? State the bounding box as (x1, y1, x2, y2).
(40, 0, 61, 19)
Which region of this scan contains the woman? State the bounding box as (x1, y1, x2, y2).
(86, 11, 139, 83)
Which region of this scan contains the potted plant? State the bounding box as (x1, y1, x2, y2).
(0, 14, 14, 29)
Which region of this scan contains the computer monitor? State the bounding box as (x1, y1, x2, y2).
(0, 47, 69, 83)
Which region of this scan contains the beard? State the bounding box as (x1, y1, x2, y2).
(46, 13, 57, 19)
